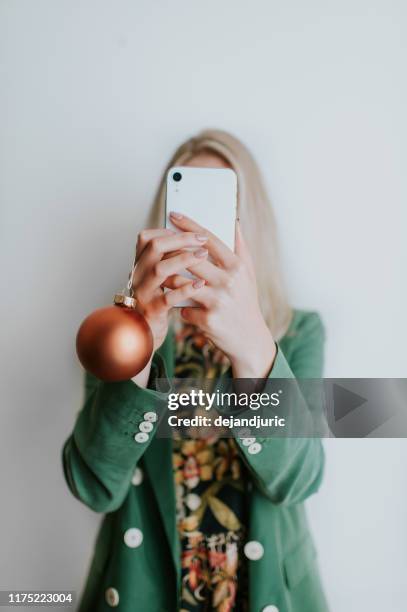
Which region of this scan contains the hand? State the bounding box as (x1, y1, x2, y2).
(165, 213, 277, 378)
(131, 228, 209, 351)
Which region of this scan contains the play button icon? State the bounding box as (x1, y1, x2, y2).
(332, 383, 368, 421)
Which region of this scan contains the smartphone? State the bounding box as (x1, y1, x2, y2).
(165, 166, 237, 306)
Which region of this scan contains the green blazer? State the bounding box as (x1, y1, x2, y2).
(62, 309, 329, 612)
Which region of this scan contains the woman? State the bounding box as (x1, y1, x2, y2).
(62, 129, 329, 612)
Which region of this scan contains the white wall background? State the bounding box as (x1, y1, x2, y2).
(1, 1, 406, 611)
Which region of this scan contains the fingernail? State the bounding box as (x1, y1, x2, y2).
(193, 279, 205, 289)
(170, 211, 183, 219)
(195, 233, 208, 242)
(194, 248, 208, 257)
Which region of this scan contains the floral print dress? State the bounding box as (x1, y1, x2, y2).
(173, 316, 249, 612)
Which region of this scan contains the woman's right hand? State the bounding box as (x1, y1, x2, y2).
(131, 228, 209, 351)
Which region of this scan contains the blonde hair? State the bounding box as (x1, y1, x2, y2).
(148, 129, 293, 340)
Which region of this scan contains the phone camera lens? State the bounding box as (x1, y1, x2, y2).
(173, 172, 182, 182)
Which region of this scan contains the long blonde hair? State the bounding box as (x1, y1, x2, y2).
(148, 129, 293, 340)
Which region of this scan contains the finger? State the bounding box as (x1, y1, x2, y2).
(136, 228, 175, 258)
(180, 306, 209, 328)
(183, 285, 215, 308)
(137, 231, 208, 265)
(235, 219, 256, 280)
(161, 249, 184, 261)
(169, 212, 237, 269)
(135, 248, 208, 300)
(133, 233, 208, 286)
(186, 259, 227, 286)
(154, 249, 208, 281)
(152, 279, 206, 313)
(161, 274, 190, 290)
(162, 276, 217, 308)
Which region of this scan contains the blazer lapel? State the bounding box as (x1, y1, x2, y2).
(143, 328, 181, 584)
(143, 434, 181, 584)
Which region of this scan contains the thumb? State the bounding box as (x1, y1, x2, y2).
(234, 218, 245, 256)
(235, 219, 256, 279)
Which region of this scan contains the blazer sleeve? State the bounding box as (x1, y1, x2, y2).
(62, 332, 173, 513)
(233, 312, 326, 506)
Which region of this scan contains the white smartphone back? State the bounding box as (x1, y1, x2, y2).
(165, 166, 237, 306)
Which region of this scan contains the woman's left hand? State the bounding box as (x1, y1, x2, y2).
(165, 212, 277, 378)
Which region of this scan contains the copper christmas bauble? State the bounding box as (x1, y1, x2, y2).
(76, 297, 153, 382)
